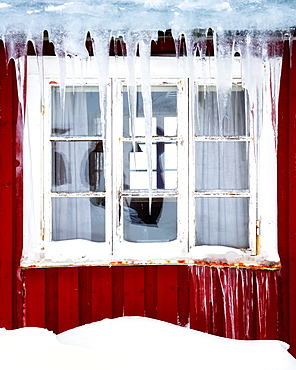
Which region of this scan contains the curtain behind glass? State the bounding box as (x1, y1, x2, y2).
(51, 87, 105, 242)
(195, 88, 249, 248)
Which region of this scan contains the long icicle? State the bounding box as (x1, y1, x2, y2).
(125, 31, 138, 167)
(92, 30, 111, 160)
(139, 32, 153, 214)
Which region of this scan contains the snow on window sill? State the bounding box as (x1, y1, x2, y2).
(20, 240, 281, 270)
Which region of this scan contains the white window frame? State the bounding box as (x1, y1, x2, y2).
(22, 55, 278, 267)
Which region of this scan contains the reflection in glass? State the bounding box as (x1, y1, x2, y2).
(52, 141, 105, 192)
(123, 142, 177, 190)
(52, 86, 102, 136)
(195, 141, 249, 191)
(52, 197, 105, 242)
(123, 197, 177, 242)
(123, 87, 178, 137)
(195, 89, 248, 137)
(195, 197, 249, 248)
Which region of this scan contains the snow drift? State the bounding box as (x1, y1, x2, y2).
(1, 317, 295, 369)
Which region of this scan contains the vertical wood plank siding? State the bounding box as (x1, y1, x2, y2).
(278, 37, 296, 356)
(0, 40, 23, 329)
(22, 266, 282, 341)
(0, 37, 295, 357)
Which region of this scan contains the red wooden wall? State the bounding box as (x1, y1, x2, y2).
(0, 37, 295, 356)
(22, 265, 281, 340)
(278, 38, 296, 356)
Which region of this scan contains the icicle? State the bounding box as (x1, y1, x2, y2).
(4, 31, 28, 122)
(125, 31, 138, 165)
(267, 34, 284, 150)
(139, 32, 153, 214)
(217, 268, 239, 339)
(92, 30, 111, 155)
(49, 30, 67, 125)
(31, 32, 45, 119)
(214, 29, 234, 136)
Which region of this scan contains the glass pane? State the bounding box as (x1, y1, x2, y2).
(123, 86, 178, 137)
(123, 142, 177, 190)
(195, 89, 248, 137)
(52, 141, 105, 192)
(195, 197, 249, 248)
(195, 141, 249, 191)
(52, 86, 102, 136)
(123, 197, 177, 242)
(52, 197, 105, 242)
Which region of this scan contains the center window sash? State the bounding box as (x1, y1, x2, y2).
(114, 81, 188, 256)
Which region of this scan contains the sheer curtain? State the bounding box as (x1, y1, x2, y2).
(51, 87, 105, 242)
(195, 88, 249, 248)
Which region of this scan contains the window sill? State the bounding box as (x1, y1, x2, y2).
(20, 242, 281, 270)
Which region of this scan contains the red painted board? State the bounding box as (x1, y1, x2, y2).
(209, 267, 224, 337)
(112, 266, 124, 318)
(0, 42, 14, 329)
(78, 266, 92, 326)
(177, 265, 190, 327)
(91, 266, 112, 322)
(23, 268, 45, 328)
(277, 38, 291, 345)
(45, 268, 59, 333)
(11, 57, 24, 329)
(190, 266, 214, 334)
(144, 265, 158, 319)
(123, 266, 145, 317)
(289, 39, 296, 358)
(58, 267, 79, 333)
(157, 265, 178, 324)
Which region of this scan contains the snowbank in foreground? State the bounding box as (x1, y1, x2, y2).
(1, 317, 296, 369)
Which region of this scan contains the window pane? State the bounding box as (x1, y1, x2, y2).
(195, 141, 249, 191)
(195, 89, 248, 137)
(123, 86, 178, 137)
(123, 142, 177, 190)
(52, 197, 105, 242)
(52, 86, 102, 136)
(123, 197, 177, 242)
(52, 141, 104, 192)
(195, 197, 249, 248)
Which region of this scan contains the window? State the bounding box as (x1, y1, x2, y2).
(192, 86, 255, 251)
(22, 56, 277, 266)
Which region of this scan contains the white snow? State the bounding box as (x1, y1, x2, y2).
(1, 317, 296, 369)
(0, 1, 295, 40)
